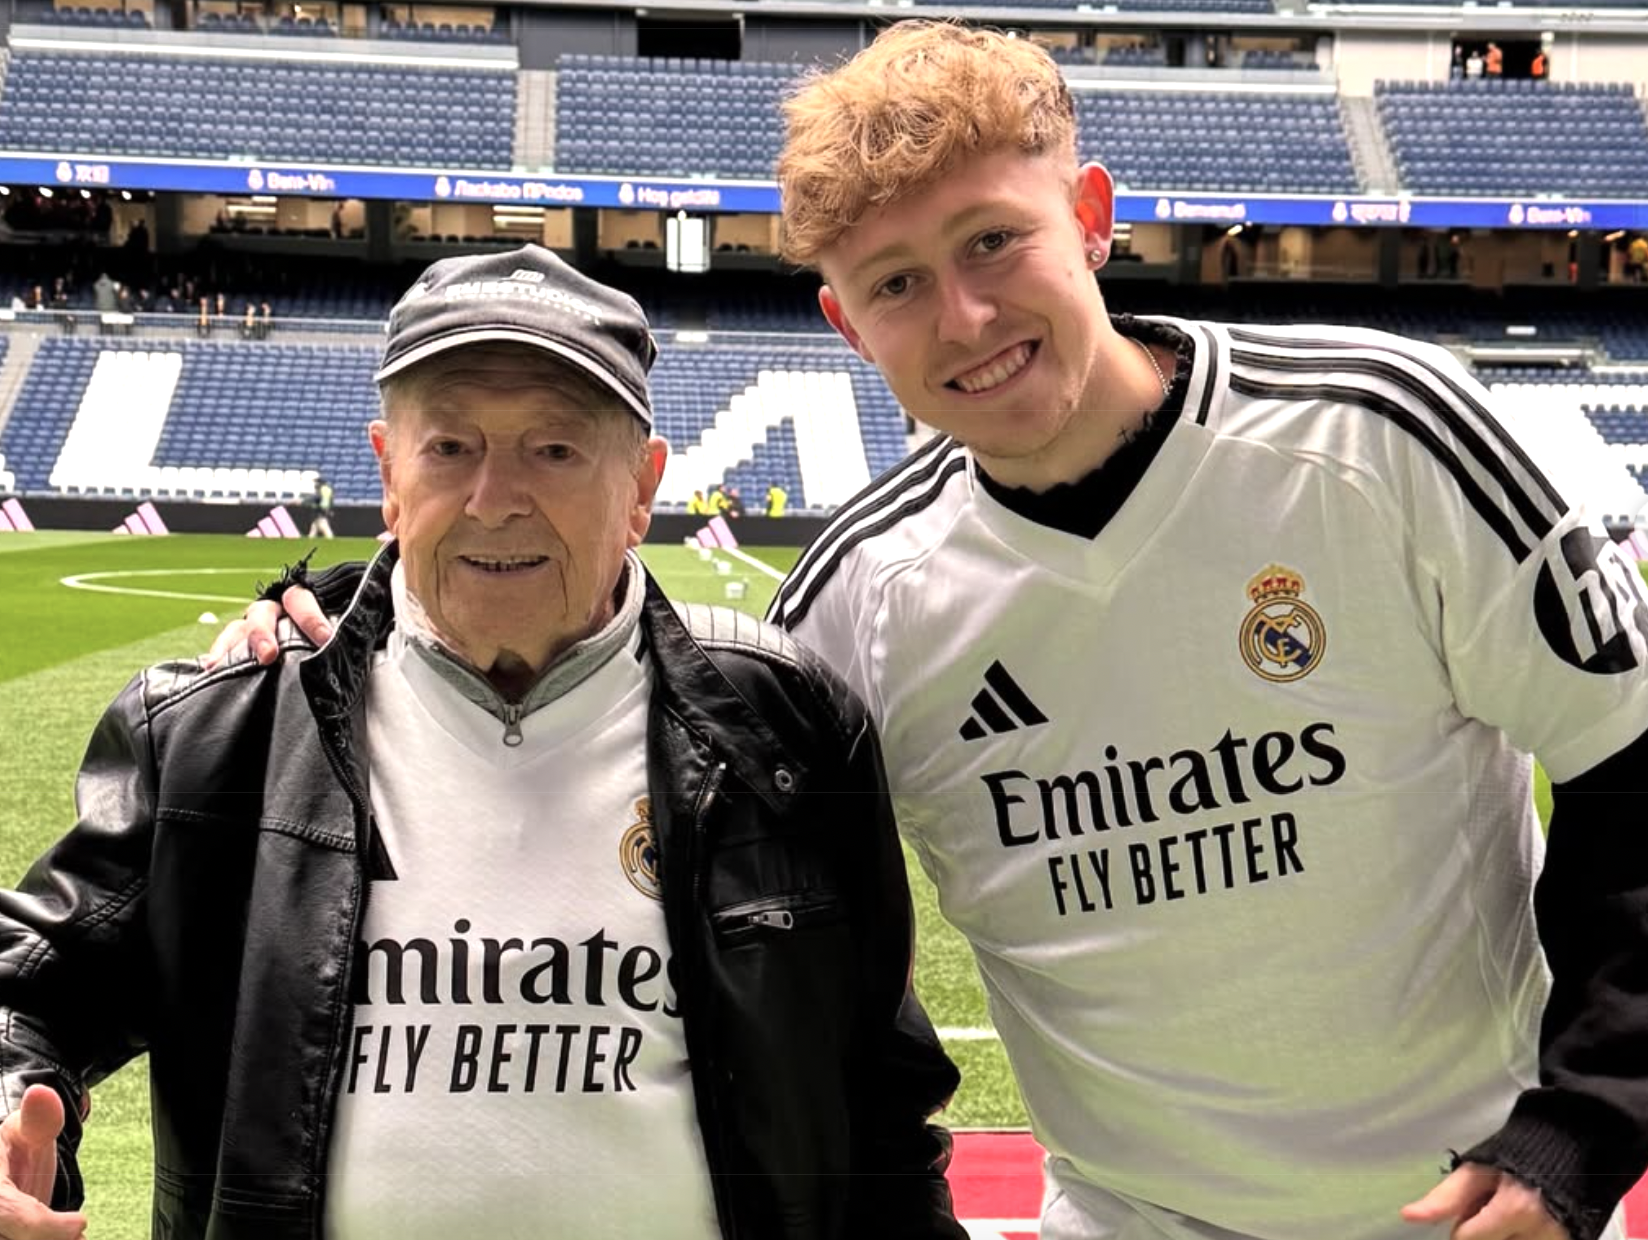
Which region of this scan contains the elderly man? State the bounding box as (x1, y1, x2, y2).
(0, 246, 964, 1240)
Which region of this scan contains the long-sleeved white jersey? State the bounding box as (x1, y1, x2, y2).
(769, 319, 1648, 1240)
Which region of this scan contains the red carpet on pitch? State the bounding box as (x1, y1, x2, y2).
(947, 1132, 1648, 1240)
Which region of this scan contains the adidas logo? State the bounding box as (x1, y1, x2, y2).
(959, 661, 1048, 741)
(245, 504, 302, 539)
(0, 497, 36, 532)
(112, 501, 169, 536)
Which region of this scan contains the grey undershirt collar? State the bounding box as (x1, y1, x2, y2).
(390, 550, 645, 733)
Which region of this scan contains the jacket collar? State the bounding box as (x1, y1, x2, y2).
(300, 545, 803, 812)
(300, 540, 399, 720)
(639, 573, 804, 814)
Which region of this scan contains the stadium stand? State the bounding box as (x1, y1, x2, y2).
(554, 56, 1357, 192)
(1476, 368, 1648, 386)
(1047, 45, 1098, 66)
(0, 341, 370, 499)
(1103, 283, 1648, 354)
(149, 343, 380, 500)
(722, 420, 799, 510)
(554, 55, 795, 179)
(0, 49, 516, 168)
(1603, 326, 1648, 362)
(0, 248, 416, 322)
(380, 19, 510, 42)
(1241, 49, 1315, 70)
(1586, 403, 1648, 446)
(1077, 88, 1359, 193)
(1087, 45, 1315, 69)
(1488, 378, 1648, 523)
(0, 339, 105, 494)
(268, 15, 336, 34)
(1317, 0, 1648, 8)
(24, 5, 150, 26)
(916, 0, 1274, 10)
(0, 334, 908, 510)
(1376, 80, 1648, 198)
(647, 342, 908, 510)
(193, 12, 265, 32)
(1103, 45, 1169, 67)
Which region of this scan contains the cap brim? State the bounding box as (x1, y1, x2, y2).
(374, 328, 651, 426)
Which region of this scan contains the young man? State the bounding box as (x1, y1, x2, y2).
(1, 246, 964, 1240)
(767, 20, 1648, 1240)
(211, 24, 1648, 1240)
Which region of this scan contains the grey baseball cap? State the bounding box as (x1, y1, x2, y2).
(375, 244, 656, 427)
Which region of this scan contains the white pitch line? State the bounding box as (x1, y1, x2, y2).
(716, 546, 786, 581)
(60, 567, 258, 605)
(938, 1027, 1000, 1042)
(65, 567, 261, 577)
(62, 582, 251, 604)
(963, 1222, 1040, 1239)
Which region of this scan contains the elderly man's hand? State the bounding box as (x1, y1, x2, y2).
(202, 586, 331, 669)
(0, 1085, 87, 1239)
(1402, 1162, 1569, 1240)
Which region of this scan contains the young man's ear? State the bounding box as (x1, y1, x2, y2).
(819, 286, 874, 364)
(1074, 162, 1116, 267)
(369, 419, 400, 533)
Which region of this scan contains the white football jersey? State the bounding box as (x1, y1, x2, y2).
(327, 568, 720, 1240)
(770, 320, 1648, 1240)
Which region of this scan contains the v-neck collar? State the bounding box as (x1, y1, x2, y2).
(970, 314, 1229, 584)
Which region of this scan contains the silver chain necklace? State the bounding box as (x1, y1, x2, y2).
(1129, 336, 1170, 401)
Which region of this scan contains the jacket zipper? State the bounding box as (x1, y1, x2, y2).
(422, 641, 528, 747)
(713, 895, 844, 941)
(688, 760, 737, 1240)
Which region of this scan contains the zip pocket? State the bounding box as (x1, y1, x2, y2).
(711, 893, 844, 946)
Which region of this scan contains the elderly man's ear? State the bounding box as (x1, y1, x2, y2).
(631, 437, 669, 546)
(369, 419, 399, 535)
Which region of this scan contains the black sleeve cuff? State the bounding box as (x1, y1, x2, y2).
(1460, 1089, 1644, 1240)
(255, 548, 317, 604)
(255, 551, 369, 613)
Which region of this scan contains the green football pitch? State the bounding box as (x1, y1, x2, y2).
(0, 533, 1021, 1239)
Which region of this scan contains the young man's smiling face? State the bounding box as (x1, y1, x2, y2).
(817, 149, 1120, 488)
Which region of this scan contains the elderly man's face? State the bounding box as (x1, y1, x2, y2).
(371, 354, 662, 682)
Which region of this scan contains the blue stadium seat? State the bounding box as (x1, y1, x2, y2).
(1078, 90, 1358, 194)
(0, 50, 517, 169)
(1377, 79, 1648, 196)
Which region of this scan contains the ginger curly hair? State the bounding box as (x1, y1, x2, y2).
(777, 21, 1078, 268)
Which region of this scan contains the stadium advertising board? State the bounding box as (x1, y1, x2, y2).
(7, 154, 1648, 230)
(1130, 193, 1648, 230)
(1, 155, 779, 213)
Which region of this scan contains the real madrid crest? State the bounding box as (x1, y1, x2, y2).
(619, 798, 662, 901)
(1239, 564, 1326, 683)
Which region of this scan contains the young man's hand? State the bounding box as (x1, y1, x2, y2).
(0, 1085, 87, 1239)
(1402, 1163, 1568, 1240)
(203, 586, 331, 669)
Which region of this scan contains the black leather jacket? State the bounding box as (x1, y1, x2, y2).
(0, 548, 965, 1240)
